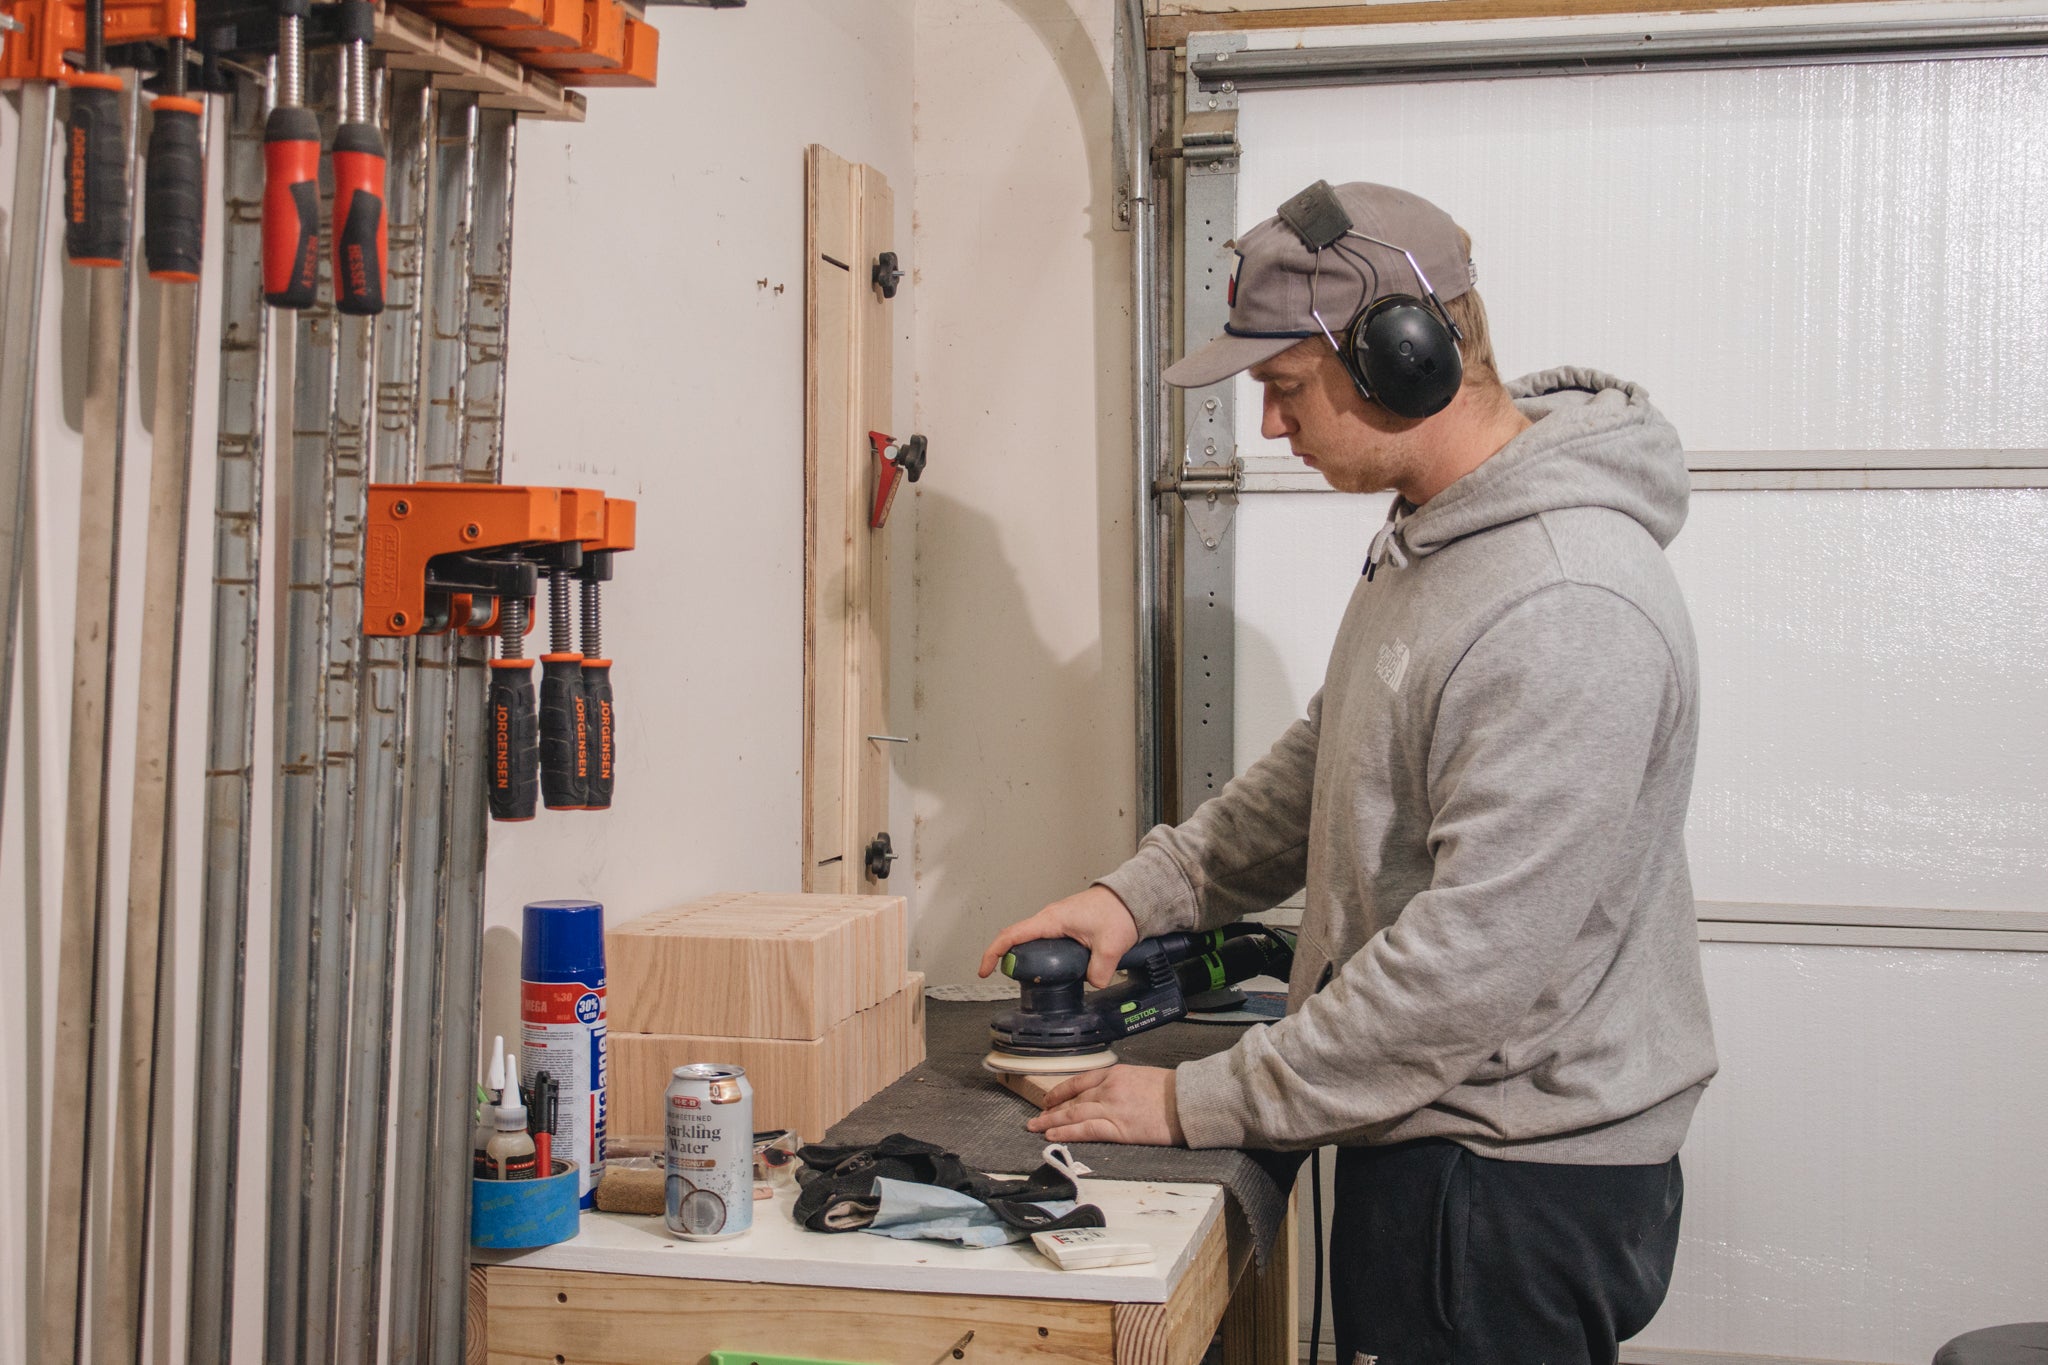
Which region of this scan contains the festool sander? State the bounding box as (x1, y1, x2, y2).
(984, 924, 1295, 1075)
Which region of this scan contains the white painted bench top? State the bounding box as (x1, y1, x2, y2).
(474, 1177, 1225, 1305)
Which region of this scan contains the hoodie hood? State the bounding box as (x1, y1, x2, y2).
(1368, 368, 1689, 576)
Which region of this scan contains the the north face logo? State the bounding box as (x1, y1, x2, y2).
(1375, 640, 1411, 693)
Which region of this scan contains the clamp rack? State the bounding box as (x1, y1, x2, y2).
(0, 0, 683, 1358)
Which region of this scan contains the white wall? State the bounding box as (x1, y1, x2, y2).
(907, 0, 1139, 986)
(0, 4, 915, 1358)
(484, 0, 918, 1077)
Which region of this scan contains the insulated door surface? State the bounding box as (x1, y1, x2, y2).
(1222, 52, 2048, 1364)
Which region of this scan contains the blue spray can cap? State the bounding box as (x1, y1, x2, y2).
(522, 899, 606, 984)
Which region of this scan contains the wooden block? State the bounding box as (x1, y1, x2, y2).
(997, 1069, 1064, 1108)
(607, 892, 906, 1039)
(610, 974, 925, 1144)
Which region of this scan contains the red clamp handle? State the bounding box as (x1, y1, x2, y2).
(868, 431, 928, 529)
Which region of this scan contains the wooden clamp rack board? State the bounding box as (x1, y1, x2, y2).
(804, 145, 899, 895)
(469, 1179, 1300, 1365)
(374, 0, 589, 119)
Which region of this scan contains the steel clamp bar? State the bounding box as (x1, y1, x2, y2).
(0, 81, 56, 840)
(337, 64, 431, 1365)
(187, 72, 271, 1365)
(266, 54, 342, 1365)
(301, 48, 378, 1361)
(0, 79, 57, 1354)
(415, 85, 481, 1361)
(41, 72, 141, 1365)
(100, 91, 210, 1365)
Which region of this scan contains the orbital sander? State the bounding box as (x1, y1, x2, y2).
(984, 924, 1295, 1075)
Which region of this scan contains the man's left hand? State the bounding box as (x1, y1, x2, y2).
(1025, 1065, 1185, 1146)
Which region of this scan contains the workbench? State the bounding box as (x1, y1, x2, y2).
(469, 1001, 1301, 1364)
(469, 1176, 1296, 1365)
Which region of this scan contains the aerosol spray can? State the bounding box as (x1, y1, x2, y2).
(665, 1064, 753, 1240)
(521, 900, 607, 1208)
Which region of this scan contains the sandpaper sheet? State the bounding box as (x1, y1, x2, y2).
(822, 1000, 1302, 1265)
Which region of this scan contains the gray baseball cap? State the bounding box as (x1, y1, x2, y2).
(1163, 181, 1476, 389)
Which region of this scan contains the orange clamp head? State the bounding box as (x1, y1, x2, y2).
(595, 498, 636, 553)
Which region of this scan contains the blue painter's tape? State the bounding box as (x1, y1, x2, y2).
(471, 1164, 581, 1249)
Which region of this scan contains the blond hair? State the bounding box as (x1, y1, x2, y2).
(1446, 227, 1501, 391)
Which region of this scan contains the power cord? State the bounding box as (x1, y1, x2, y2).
(1310, 1147, 1325, 1365)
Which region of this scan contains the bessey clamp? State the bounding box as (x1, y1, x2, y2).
(360, 483, 635, 821)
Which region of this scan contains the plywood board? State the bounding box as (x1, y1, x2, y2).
(485, 1266, 1117, 1365)
(1112, 1211, 1230, 1365)
(1219, 1191, 1296, 1365)
(607, 891, 908, 1038)
(804, 145, 898, 894)
(610, 974, 926, 1143)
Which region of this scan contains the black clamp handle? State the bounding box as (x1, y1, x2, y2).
(864, 832, 895, 881)
(872, 250, 904, 299)
(890, 433, 927, 482)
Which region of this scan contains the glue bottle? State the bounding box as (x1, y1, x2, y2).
(484, 1095, 538, 1181)
(472, 1035, 508, 1178)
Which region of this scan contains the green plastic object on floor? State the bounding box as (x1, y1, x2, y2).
(705, 1354, 882, 1365)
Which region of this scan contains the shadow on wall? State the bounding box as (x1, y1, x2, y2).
(912, 486, 1120, 985)
(902, 1, 1134, 985)
(992, 0, 1137, 712)
(911, 485, 1302, 986)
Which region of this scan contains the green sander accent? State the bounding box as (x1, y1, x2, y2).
(983, 924, 1295, 1075)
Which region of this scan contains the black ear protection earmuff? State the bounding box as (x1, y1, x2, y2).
(1275, 179, 1466, 421)
(1342, 294, 1464, 420)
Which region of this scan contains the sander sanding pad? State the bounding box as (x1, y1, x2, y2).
(981, 1048, 1117, 1076)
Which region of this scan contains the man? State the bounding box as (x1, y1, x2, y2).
(978, 181, 1718, 1363)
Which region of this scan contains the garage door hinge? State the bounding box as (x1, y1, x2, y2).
(1160, 111, 1240, 173)
(1157, 456, 1241, 550)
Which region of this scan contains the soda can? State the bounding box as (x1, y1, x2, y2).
(664, 1064, 754, 1240)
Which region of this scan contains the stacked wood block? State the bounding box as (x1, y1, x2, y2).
(607, 893, 923, 1144)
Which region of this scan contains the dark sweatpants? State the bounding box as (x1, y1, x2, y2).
(1328, 1139, 1683, 1365)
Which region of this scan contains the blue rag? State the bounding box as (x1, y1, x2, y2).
(862, 1177, 1078, 1248)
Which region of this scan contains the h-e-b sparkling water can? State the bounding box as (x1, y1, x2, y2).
(665, 1064, 753, 1240)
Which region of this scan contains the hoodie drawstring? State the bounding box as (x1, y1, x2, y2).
(1364, 500, 1412, 581)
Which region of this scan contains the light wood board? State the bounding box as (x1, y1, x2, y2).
(1112, 1212, 1230, 1365)
(484, 1266, 1118, 1365)
(1219, 1192, 1297, 1365)
(610, 974, 926, 1143)
(607, 891, 908, 1038)
(804, 145, 898, 894)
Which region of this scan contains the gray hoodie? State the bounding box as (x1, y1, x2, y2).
(1101, 368, 1718, 1162)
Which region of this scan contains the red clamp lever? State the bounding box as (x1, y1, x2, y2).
(868, 431, 928, 529)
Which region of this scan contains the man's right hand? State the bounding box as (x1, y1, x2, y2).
(977, 885, 1142, 990)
